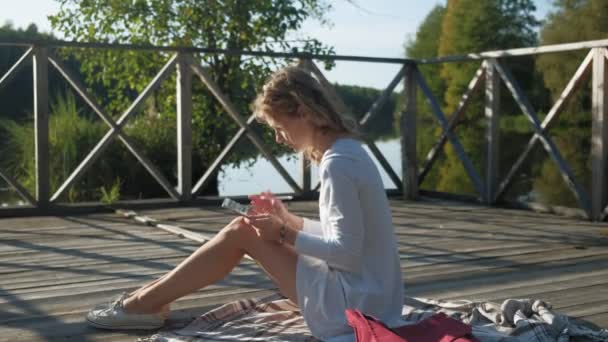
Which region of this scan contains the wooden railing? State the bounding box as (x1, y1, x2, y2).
(0, 39, 607, 220)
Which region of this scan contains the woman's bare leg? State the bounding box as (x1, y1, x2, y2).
(122, 217, 298, 314)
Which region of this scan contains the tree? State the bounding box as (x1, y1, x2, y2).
(334, 84, 397, 140)
(49, 0, 335, 196)
(0, 23, 53, 122)
(434, 0, 539, 195)
(533, 0, 607, 207)
(537, 0, 608, 110)
(402, 5, 446, 188)
(405, 4, 446, 101)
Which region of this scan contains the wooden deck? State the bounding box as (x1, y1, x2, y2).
(0, 199, 607, 341)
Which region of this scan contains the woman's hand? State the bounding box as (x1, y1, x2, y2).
(248, 191, 290, 220)
(245, 213, 284, 243)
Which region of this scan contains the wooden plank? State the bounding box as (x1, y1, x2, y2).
(0, 288, 277, 342)
(188, 59, 302, 194)
(403, 248, 608, 286)
(491, 283, 608, 309)
(300, 153, 311, 193)
(33, 47, 49, 208)
(115, 209, 255, 260)
(50, 54, 179, 202)
(493, 60, 592, 218)
(3, 38, 608, 66)
(592, 48, 608, 221)
(402, 63, 417, 200)
(419, 64, 485, 185)
(414, 67, 486, 198)
(484, 59, 500, 204)
(406, 254, 608, 298)
(418, 39, 608, 64)
(425, 267, 608, 301)
(1, 200, 608, 341)
(495, 50, 594, 202)
(582, 312, 608, 328)
(0, 267, 267, 305)
(176, 53, 193, 201)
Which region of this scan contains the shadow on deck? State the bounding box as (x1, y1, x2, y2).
(0, 199, 607, 341)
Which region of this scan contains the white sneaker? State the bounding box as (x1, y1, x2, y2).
(86, 292, 165, 330)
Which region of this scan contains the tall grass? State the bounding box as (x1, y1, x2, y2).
(0, 91, 106, 202)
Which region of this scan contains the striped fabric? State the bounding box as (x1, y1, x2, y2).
(141, 292, 607, 342)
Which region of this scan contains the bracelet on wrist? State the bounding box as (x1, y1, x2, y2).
(278, 224, 287, 245)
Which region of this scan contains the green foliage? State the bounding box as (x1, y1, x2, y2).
(405, 4, 446, 107)
(432, 0, 540, 195)
(49, 0, 336, 194)
(532, 116, 591, 207)
(439, 0, 539, 114)
(100, 177, 122, 205)
(532, 0, 607, 207)
(0, 92, 106, 201)
(402, 5, 447, 187)
(334, 84, 398, 140)
(537, 0, 608, 110)
(0, 23, 54, 122)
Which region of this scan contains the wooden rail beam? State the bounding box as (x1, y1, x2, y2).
(402, 63, 417, 200)
(188, 58, 303, 195)
(0, 169, 36, 206)
(484, 59, 500, 204)
(192, 115, 256, 196)
(0, 47, 32, 92)
(33, 47, 49, 208)
(493, 60, 592, 218)
(50, 54, 179, 202)
(494, 50, 594, 203)
(177, 53, 193, 201)
(592, 48, 608, 221)
(47, 52, 181, 201)
(418, 64, 485, 184)
(415, 67, 486, 198)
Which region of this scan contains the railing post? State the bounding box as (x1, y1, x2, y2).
(33, 46, 49, 208)
(485, 59, 500, 204)
(402, 62, 418, 200)
(300, 153, 311, 196)
(177, 53, 193, 201)
(591, 48, 608, 221)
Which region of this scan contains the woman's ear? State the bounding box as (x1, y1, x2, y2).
(295, 103, 311, 120)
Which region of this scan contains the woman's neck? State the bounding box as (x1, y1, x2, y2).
(312, 130, 348, 157)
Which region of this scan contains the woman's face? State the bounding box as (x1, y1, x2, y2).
(266, 109, 313, 152)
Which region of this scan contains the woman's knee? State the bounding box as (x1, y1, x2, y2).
(219, 217, 257, 246)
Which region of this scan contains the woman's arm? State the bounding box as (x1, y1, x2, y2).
(250, 192, 323, 235)
(293, 159, 365, 273)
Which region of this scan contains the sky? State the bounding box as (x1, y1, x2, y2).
(0, 0, 554, 89)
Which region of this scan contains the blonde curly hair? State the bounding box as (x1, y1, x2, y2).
(251, 65, 358, 163)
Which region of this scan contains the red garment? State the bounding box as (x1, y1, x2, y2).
(345, 310, 480, 342)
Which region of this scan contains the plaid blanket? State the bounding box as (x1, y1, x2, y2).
(140, 292, 607, 342)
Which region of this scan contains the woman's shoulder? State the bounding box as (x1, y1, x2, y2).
(320, 139, 369, 178)
(322, 138, 365, 162)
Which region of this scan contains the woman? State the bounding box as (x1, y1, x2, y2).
(87, 65, 404, 341)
